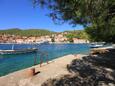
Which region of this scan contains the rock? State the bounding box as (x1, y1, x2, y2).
(108, 83, 115, 86)
(42, 50, 115, 86)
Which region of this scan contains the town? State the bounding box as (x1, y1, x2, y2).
(0, 32, 89, 44)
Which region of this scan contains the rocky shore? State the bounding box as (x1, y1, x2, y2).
(0, 48, 115, 86)
(42, 49, 115, 86)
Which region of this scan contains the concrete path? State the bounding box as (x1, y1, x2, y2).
(0, 54, 85, 86)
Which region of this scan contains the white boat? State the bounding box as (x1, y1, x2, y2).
(36, 41, 49, 45)
(0, 44, 38, 55)
(90, 42, 104, 48)
(0, 48, 38, 55)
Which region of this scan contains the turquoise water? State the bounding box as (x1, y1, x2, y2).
(0, 43, 90, 76)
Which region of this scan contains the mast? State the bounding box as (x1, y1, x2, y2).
(12, 44, 14, 50)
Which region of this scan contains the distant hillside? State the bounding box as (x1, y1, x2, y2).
(64, 30, 88, 39)
(64, 30, 83, 33)
(0, 28, 54, 37)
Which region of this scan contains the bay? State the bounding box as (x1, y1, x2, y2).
(0, 43, 90, 76)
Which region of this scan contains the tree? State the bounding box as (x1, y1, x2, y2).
(85, 22, 115, 42)
(51, 36, 55, 42)
(65, 33, 74, 42)
(34, 0, 115, 42)
(65, 30, 89, 42)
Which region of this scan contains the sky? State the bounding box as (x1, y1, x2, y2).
(0, 0, 84, 32)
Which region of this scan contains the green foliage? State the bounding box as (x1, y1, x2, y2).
(35, 0, 114, 26)
(65, 30, 88, 42)
(0, 28, 21, 35)
(0, 28, 54, 37)
(35, 0, 115, 42)
(51, 37, 55, 42)
(66, 34, 76, 39)
(68, 38, 73, 43)
(85, 22, 115, 43)
(65, 30, 88, 39)
(65, 34, 74, 43)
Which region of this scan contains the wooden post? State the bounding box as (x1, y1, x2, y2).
(34, 51, 37, 65)
(31, 68, 35, 75)
(40, 54, 43, 67)
(26, 68, 35, 77)
(46, 54, 49, 64)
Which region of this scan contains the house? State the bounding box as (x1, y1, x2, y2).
(73, 38, 89, 43)
(15, 39, 24, 43)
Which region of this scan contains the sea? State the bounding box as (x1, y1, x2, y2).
(0, 43, 90, 76)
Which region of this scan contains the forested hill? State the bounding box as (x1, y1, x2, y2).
(64, 30, 88, 39)
(0, 28, 54, 36)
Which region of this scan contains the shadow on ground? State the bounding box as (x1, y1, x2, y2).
(42, 49, 115, 86)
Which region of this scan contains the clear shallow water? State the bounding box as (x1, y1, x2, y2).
(0, 43, 90, 76)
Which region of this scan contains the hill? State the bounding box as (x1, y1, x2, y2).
(0, 28, 54, 37)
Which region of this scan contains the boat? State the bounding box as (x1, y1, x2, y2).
(0, 44, 38, 55)
(90, 42, 104, 48)
(36, 41, 49, 45)
(0, 48, 38, 55)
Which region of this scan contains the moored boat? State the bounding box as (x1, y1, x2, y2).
(90, 42, 105, 48)
(37, 41, 49, 45)
(0, 48, 38, 55)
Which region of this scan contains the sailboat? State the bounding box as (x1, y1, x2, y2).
(0, 44, 38, 55)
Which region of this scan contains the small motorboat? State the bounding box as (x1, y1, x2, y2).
(36, 41, 49, 45)
(90, 42, 104, 48)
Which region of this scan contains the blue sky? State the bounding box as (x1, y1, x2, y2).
(0, 0, 84, 32)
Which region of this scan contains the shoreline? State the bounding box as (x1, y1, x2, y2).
(0, 54, 86, 86)
(0, 42, 89, 44)
(0, 43, 90, 77)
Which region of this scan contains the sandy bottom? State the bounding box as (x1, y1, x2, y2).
(0, 54, 85, 86)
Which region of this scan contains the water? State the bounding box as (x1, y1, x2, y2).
(0, 43, 90, 76)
